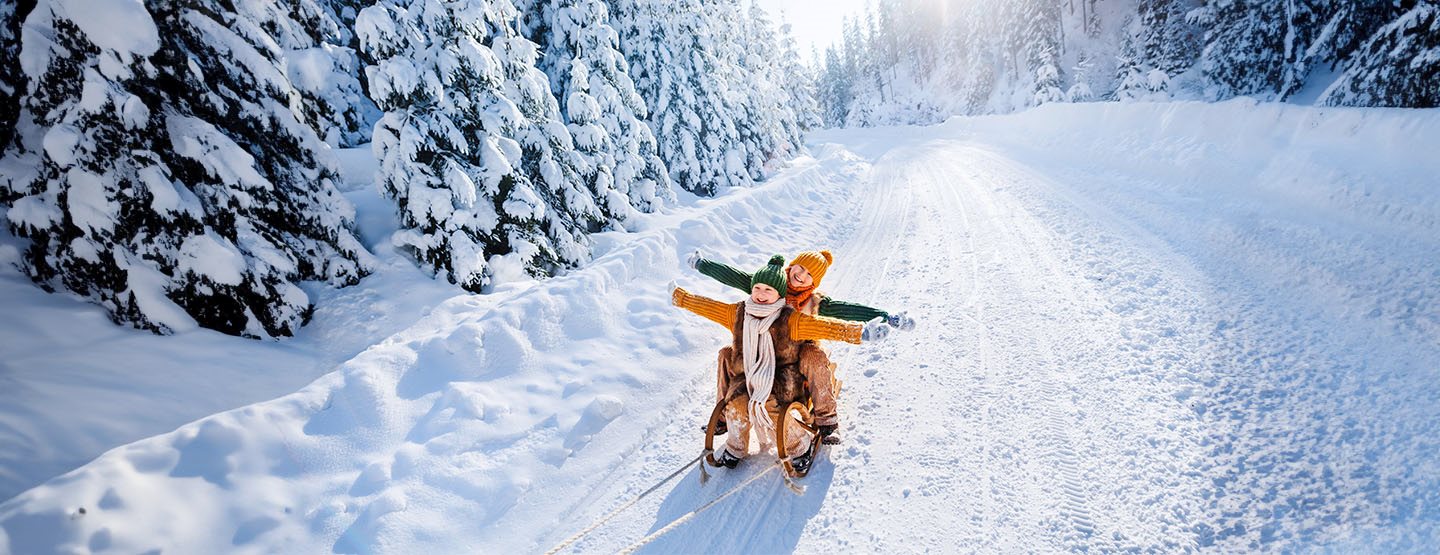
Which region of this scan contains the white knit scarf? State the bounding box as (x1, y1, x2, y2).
(741, 297, 786, 450)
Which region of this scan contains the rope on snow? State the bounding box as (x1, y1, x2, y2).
(616, 461, 781, 555)
(544, 452, 704, 554)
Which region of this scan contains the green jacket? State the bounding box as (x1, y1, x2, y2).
(695, 257, 890, 322)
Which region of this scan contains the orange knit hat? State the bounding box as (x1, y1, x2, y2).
(789, 250, 833, 285)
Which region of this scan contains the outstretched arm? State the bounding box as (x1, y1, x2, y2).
(692, 255, 754, 294)
(788, 312, 864, 345)
(817, 295, 890, 322)
(672, 286, 738, 332)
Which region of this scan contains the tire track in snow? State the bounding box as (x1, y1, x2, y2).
(929, 149, 1106, 553)
(938, 143, 1222, 552)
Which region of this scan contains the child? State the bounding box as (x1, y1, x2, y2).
(672, 255, 890, 472)
(686, 249, 915, 443)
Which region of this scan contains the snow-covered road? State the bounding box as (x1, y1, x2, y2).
(559, 103, 1440, 553)
(2, 102, 1437, 553)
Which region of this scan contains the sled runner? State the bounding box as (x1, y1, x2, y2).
(703, 374, 841, 479)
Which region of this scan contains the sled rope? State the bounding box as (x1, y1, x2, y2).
(544, 452, 706, 555)
(617, 461, 781, 555)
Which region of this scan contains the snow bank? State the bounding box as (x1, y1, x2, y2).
(0, 148, 458, 502)
(0, 149, 868, 553)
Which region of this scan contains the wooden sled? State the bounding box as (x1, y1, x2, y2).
(703, 370, 842, 479)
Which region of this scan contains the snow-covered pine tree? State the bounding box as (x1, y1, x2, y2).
(607, 0, 749, 196)
(1321, 2, 1440, 108)
(1118, 0, 1202, 99)
(1273, 1, 1395, 100)
(1113, 54, 1150, 101)
(359, 0, 594, 291)
(1020, 0, 1066, 106)
(818, 46, 853, 127)
(731, 1, 801, 177)
(0, 0, 28, 151)
(1312, 1, 1397, 70)
(0, 0, 372, 338)
(273, 0, 381, 148)
(841, 14, 881, 126)
(902, 0, 946, 81)
(534, 0, 671, 223)
(1271, 1, 1326, 98)
(944, 1, 998, 115)
(779, 23, 822, 133)
(493, 28, 602, 241)
(1196, 0, 1288, 100)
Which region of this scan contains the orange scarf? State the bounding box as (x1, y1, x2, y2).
(787, 284, 819, 315)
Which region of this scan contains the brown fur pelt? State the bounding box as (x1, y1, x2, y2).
(720, 301, 811, 409)
(723, 361, 806, 405)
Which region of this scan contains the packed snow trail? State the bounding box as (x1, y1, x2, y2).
(560, 133, 1222, 553)
(2, 102, 1438, 553)
(551, 102, 1440, 553)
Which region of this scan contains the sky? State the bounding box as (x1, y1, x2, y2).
(764, 0, 870, 64)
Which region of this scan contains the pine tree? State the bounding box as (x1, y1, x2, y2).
(495, 28, 601, 242)
(1, 0, 372, 338)
(1113, 54, 1149, 101)
(1321, 2, 1440, 108)
(841, 14, 880, 126)
(608, 0, 750, 196)
(1020, 0, 1066, 106)
(275, 0, 381, 148)
(0, 0, 29, 152)
(945, 1, 998, 114)
(537, 0, 671, 221)
(1197, 0, 1288, 100)
(1125, 0, 1203, 89)
(732, 1, 801, 176)
(818, 46, 853, 127)
(779, 23, 822, 133)
(1279, 1, 1396, 99)
(359, 0, 594, 292)
(1317, 1, 1397, 67)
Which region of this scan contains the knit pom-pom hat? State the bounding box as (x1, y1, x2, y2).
(789, 250, 833, 285)
(751, 255, 788, 297)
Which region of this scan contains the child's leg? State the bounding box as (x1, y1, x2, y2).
(723, 396, 751, 456)
(716, 346, 737, 405)
(799, 343, 839, 427)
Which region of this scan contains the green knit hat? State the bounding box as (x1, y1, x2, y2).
(751, 255, 788, 297)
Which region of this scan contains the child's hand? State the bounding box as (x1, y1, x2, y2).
(685, 250, 702, 269)
(886, 311, 916, 331)
(861, 318, 890, 342)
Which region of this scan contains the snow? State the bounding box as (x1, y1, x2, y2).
(0, 146, 458, 500)
(50, 0, 159, 60)
(176, 234, 248, 286)
(116, 254, 198, 334)
(165, 116, 271, 195)
(2, 102, 1438, 552)
(285, 47, 336, 92)
(40, 125, 80, 168)
(63, 169, 117, 235)
(137, 165, 199, 218)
